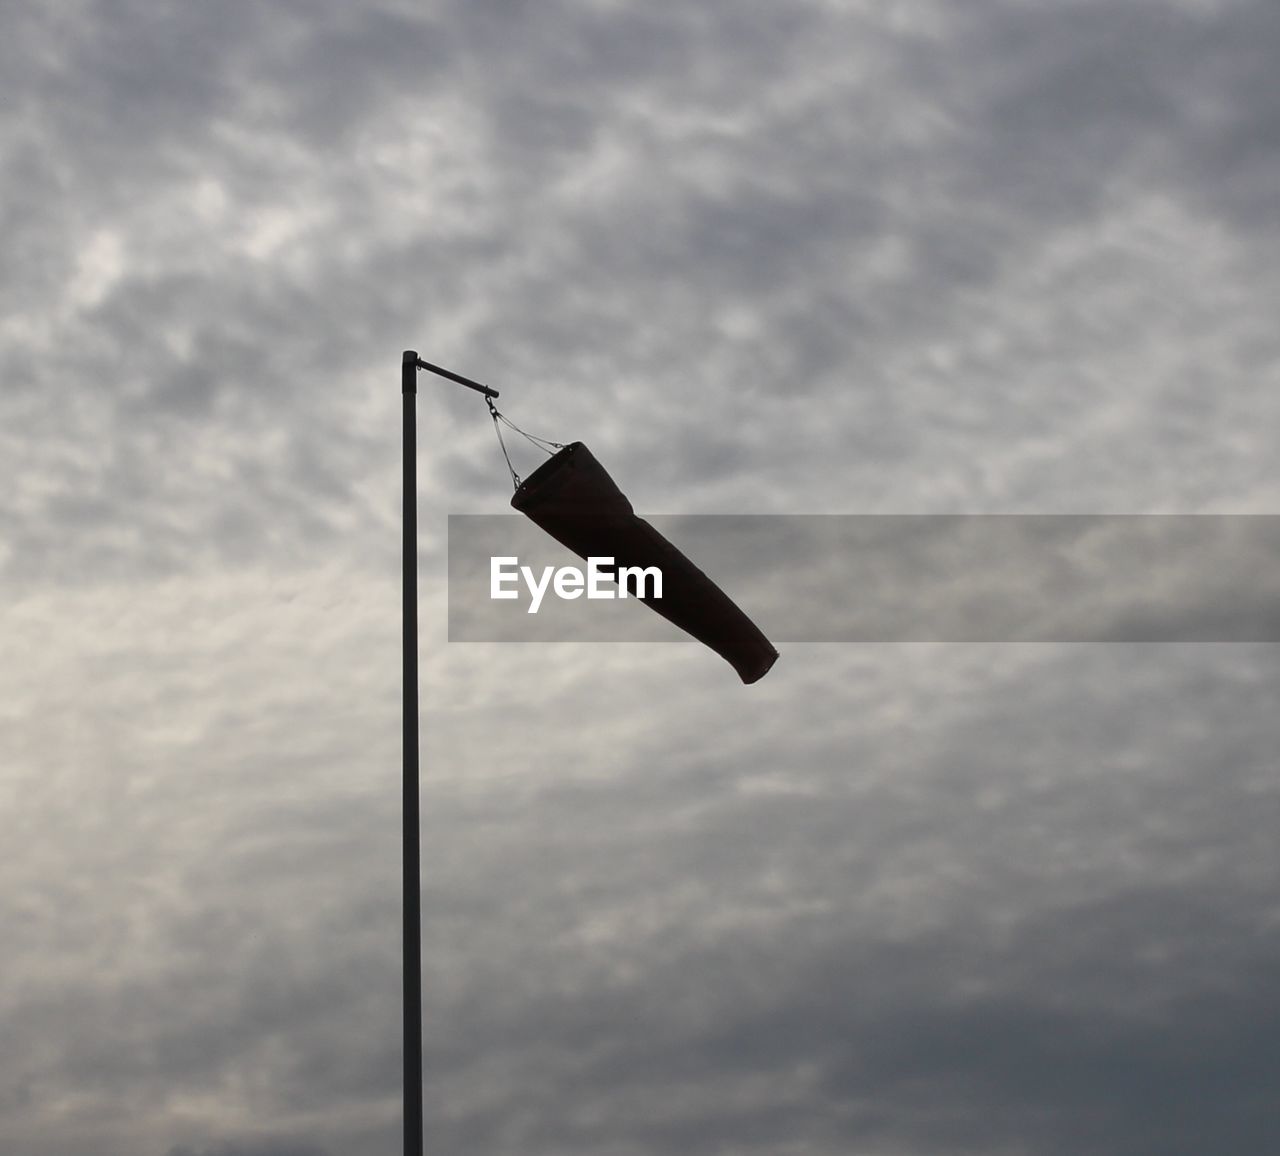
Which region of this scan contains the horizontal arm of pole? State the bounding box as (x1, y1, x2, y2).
(413, 355, 500, 399)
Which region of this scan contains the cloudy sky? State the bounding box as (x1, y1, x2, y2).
(4, 1, 1280, 1153)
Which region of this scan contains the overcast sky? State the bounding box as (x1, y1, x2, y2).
(4, 1, 1279, 1153)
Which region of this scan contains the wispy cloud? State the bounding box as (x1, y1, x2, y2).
(3, 0, 1278, 1152)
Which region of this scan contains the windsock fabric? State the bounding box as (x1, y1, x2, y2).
(511, 442, 779, 683)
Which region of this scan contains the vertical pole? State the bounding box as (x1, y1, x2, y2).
(401, 350, 423, 1156)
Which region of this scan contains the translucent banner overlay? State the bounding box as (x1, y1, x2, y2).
(448, 515, 1280, 642)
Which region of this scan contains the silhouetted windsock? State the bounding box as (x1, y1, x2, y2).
(511, 442, 779, 683)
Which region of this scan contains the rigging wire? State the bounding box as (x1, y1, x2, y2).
(486, 396, 564, 489)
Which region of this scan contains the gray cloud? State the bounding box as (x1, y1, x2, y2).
(401, 643, 1280, 1154)
(3, 0, 1279, 1152)
(168, 1144, 330, 1156)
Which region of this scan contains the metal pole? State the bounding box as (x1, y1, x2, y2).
(400, 350, 498, 1154)
(414, 356, 500, 399)
(401, 349, 422, 1156)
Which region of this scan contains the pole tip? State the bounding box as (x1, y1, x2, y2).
(402, 350, 418, 394)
